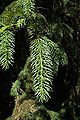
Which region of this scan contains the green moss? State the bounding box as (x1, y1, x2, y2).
(27, 13, 47, 37)
(0, 0, 33, 26)
(10, 57, 33, 98)
(0, 1, 23, 25)
(18, 57, 33, 92)
(18, 57, 32, 82)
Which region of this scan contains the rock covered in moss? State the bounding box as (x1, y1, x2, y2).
(8, 98, 50, 120)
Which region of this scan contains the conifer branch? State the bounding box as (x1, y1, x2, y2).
(30, 36, 53, 102)
(0, 30, 15, 70)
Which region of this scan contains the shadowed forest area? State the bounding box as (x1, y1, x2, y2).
(0, 0, 80, 120)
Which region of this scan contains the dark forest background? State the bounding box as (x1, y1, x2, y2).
(0, 0, 80, 120)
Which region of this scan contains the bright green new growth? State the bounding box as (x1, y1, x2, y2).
(0, 0, 68, 102)
(0, 30, 15, 70)
(30, 36, 53, 102)
(17, 0, 35, 15)
(10, 80, 21, 97)
(0, 0, 34, 70)
(30, 36, 67, 102)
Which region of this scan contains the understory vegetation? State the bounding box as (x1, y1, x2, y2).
(0, 0, 79, 120)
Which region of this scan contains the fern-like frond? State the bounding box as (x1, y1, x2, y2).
(63, 0, 69, 5)
(10, 80, 21, 97)
(30, 36, 68, 102)
(45, 36, 68, 73)
(42, 36, 60, 74)
(48, 110, 61, 120)
(16, 18, 26, 29)
(17, 0, 35, 15)
(30, 37, 53, 102)
(40, 36, 68, 74)
(0, 30, 15, 70)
